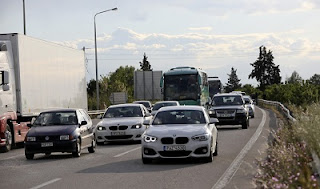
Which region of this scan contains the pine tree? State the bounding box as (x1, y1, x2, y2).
(139, 53, 152, 71)
(225, 67, 241, 92)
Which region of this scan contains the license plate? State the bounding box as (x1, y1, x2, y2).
(164, 145, 186, 151)
(41, 142, 53, 147)
(111, 132, 125, 136)
(219, 114, 233, 117)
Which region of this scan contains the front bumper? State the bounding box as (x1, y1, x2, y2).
(142, 140, 212, 159)
(210, 113, 247, 126)
(96, 126, 146, 142)
(24, 139, 77, 154)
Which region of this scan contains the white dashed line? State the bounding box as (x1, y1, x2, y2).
(30, 178, 61, 189)
(114, 146, 141, 158)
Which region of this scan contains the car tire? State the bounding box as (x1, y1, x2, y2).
(0, 125, 12, 152)
(72, 138, 81, 157)
(242, 119, 249, 129)
(142, 155, 152, 164)
(88, 137, 96, 153)
(25, 153, 34, 160)
(45, 152, 51, 156)
(205, 141, 213, 163)
(96, 141, 105, 145)
(213, 141, 218, 156)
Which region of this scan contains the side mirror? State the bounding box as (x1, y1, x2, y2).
(27, 117, 36, 127)
(209, 118, 219, 124)
(27, 123, 32, 127)
(143, 119, 151, 125)
(3, 71, 9, 84)
(80, 121, 87, 126)
(145, 112, 151, 117)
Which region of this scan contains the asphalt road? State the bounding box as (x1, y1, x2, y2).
(0, 107, 278, 189)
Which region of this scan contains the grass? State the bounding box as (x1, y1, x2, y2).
(255, 103, 320, 188)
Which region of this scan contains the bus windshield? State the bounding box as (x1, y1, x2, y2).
(164, 74, 199, 101)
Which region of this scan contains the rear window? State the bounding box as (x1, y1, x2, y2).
(153, 102, 177, 111)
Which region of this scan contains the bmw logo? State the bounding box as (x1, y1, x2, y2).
(45, 136, 50, 141)
(173, 134, 176, 137)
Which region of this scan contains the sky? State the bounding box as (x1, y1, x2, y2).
(1, 0, 320, 86)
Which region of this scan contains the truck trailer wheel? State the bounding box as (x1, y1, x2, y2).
(0, 125, 12, 152)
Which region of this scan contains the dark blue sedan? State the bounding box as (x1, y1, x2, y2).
(24, 109, 96, 159)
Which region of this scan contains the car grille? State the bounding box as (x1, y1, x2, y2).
(105, 135, 133, 140)
(159, 151, 192, 157)
(216, 110, 236, 114)
(37, 136, 60, 142)
(175, 137, 189, 144)
(161, 137, 189, 144)
(161, 137, 174, 144)
(109, 126, 128, 131)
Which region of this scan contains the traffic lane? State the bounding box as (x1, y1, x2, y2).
(225, 108, 277, 188)
(0, 141, 141, 189)
(37, 108, 267, 189)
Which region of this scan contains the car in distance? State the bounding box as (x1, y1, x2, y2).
(142, 106, 218, 164)
(243, 95, 255, 118)
(24, 109, 96, 159)
(208, 93, 249, 129)
(95, 104, 152, 143)
(133, 100, 153, 112)
(151, 101, 180, 116)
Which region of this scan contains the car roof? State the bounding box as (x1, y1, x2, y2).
(157, 105, 205, 112)
(213, 93, 242, 97)
(108, 103, 143, 108)
(40, 108, 79, 113)
(154, 101, 179, 104)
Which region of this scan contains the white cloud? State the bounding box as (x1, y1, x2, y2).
(188, 27, 213, 32)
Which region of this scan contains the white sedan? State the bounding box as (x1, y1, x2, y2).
(141, 106, 218, 164)
(96, 104, 152, 143)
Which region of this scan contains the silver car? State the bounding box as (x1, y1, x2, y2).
(151, 101, 180, 116)
(243, 95, 255, 118)
(96, 104, 152, 143)
(142, 106, 218, 164)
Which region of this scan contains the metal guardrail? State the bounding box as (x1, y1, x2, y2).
(88, 109, 105, 116)
(258, 99, 296, 122)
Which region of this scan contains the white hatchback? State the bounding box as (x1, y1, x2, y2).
(141, 106, 218, 164)
(96, 104, 152, 143)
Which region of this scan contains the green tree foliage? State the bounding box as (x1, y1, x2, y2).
(139, 53, 152, 71)
(249, 46, 281, 90)
(286, 71, 303, 84)
(87, 66, 136, 110)
(309, 74, 320, 85)
(225, 67, 241, 92)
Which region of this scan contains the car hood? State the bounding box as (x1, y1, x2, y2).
(145, 124, 208, 137)
(27, 125, 77, 136)
(98, 117, 144, 126)
(210, 105, 244, 110)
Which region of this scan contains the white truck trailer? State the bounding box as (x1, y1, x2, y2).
(0, 33, 87, 152)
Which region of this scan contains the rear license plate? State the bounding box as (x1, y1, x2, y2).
(41, 142, 53, 147)
(164, 145, 186, 151)
(111, 132, 125, 136)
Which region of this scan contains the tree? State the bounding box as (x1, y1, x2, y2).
(309, 74, 320, 85)
(139, 53, 152, 71)
(286, 71, 303, 84)
(248, 46, 281, 90)
(225, 67, 241, 92)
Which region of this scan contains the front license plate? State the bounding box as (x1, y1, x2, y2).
(164, 145, 186, 151)
(111, 132, 125, 136)
(41, 142, 53, 147)
(219, 114, 233, 117)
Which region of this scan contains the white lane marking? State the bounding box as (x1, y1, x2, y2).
(0, 154, 24, 161)
(212, 107, 267, 189)
(114, 146, 141, 158)
(30, 178, 61, 189)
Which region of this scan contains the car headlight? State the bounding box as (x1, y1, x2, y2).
(131, 124, 142, 129)
(27, 136, 36, 141)
(208, 110, 216, 115)
(143, 135, 157, 143)
(60, 135, 70, 140)
(97, 126, 106, 131)
(192, 134, 210, 141)
(236, 109, 246, 113)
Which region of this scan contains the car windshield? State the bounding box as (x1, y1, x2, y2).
(152, 110, 205, 125)
(33, 111, 77, 126)
(153, 102, 177, 111)
(104, 106, 142, 118)
(212, 96, 243, 106)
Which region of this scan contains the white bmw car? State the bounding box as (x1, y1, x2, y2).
(96, 104, 152, 143)
(141, 106, 218, 164)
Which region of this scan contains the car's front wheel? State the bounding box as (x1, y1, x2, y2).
(142, 154, 152, 164)
(88, 137, 96, 153)
(242, 118, 249, 129)
(72, 138, 81, 157)
(25, 152, 34, 160)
